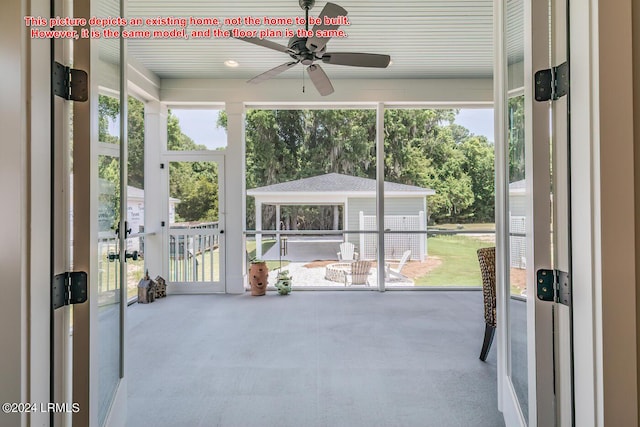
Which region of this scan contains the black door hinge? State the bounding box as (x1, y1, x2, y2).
(534, 61, 569, 102)
(53, 61, 88, 102)
(52, 272, 88, 310)
(536, 269, 571, 307)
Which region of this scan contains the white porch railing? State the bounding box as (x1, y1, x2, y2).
(168, 224, 220, 283)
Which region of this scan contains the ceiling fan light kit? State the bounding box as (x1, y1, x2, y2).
(235, 1, 391, 96)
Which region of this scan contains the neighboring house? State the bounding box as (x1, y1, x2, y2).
(74, 178, 180, 251)
(126, 185, 181, 233)
(247, 173, 435, 261)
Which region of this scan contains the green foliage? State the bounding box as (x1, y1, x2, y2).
(127, 97, 145, 189)
(123, 102, 503, 229)
(508, 95, 525, 182)
(98, 94, 120, 144)
(98, 95, 121, 228)
(459, 136, 495, 221)
(100, 94, 222, 224)
(165, 111, 219, 223)
(227, 108, 496, 226)
(168, 160, 219, 223)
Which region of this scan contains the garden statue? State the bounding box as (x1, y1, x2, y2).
(275, 270, 292, 295)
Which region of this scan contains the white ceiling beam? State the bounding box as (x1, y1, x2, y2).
(160, 78, 493, 105)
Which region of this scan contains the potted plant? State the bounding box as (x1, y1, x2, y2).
(248, 259, 269, 296)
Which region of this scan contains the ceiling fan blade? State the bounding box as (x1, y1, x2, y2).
(234, 36, 293, 54)
(322, 53, 391, 68)
(307, 64, 334, 96)
(248, 62, 299, 84)
(305, 2, 348, 53)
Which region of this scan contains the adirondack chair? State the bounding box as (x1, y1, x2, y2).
(385, 250, 411, 280)
(337, 241, 358, 261)
(343, 260, 372, 286)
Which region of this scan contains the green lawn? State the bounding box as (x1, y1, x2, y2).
(97, 243, 146, 303)
(429, 222, 496, 231)
(245, 238, 289, 271)
(169, 248, 221, 283)
(415, 235, 494, 287)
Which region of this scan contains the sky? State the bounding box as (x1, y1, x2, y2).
(454, 108, 494, 142)
(170, 108, 495, 150)
(171, 109, 228, 149)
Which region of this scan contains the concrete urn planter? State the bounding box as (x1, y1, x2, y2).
(249, 261, 269, 296)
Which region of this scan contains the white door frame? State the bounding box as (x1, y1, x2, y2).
(72, 0, 128, 424)
(162, 151, 226, 293)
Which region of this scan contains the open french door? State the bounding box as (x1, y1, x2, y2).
(496, 0, 574, 425)
(71, 0, 129, 424)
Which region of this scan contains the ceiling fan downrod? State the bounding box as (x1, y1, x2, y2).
(299, 0, 315, 31)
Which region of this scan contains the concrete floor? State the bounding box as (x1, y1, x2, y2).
(126, 291, 504, 427)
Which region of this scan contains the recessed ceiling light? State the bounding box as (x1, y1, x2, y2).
(224, 60, 239, 67)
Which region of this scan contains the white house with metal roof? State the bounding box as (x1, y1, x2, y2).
(247, 173, 435, 260)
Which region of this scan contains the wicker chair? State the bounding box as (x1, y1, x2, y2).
(344, 260, 372, 286)
(477, 247, 496, 361)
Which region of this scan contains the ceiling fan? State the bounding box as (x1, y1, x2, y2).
(234, 0, 391, 96)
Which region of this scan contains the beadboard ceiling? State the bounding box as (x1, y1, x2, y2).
(99, 0, 524, 80)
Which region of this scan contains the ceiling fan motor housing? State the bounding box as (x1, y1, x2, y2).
(288, 36, 325, 64)
(299, 0, 315, 10)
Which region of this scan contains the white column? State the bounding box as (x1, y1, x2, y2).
(376, 103, 385, 291)
(419, 211, 426, 260)
(144, 101, 167, 281)
(275, 203, 281, 253)
(255, 200, 263, 259)
(225, 102, 246, 293)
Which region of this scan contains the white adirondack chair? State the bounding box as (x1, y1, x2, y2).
(385, 250, 411, 280)
(337, 242, 358, 261)
(343, 260, 372, 286)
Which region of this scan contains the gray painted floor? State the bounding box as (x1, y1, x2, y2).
(126, 291, 504, 427)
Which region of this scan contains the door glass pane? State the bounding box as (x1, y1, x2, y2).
(96, 0, 122, 420)
(508, 94, 528, 420)
(97, 152, 121, 424)
(126, 96, 146, 300)
(507, 0, 528, 419)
